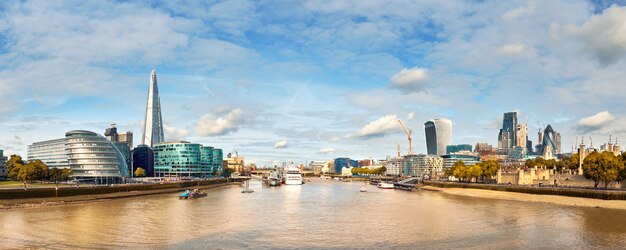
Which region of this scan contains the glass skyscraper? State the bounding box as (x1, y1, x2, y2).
(424, 118, 452, 156)
(142, 69, 164, 147)
(132, 144, 154, 177)
(498, 112, 518, 149)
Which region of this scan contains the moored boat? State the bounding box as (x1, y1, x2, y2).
(377, 182, 395, 189)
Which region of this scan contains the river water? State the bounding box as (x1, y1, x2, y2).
(1, 179, 625, 249)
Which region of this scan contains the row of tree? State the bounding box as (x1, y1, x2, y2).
(524, 155, 580, 172)
(351, 166, 387, 175)
(6, 155, 72, 183)
(445, 160, 500, 183)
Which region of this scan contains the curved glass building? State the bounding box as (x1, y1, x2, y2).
(541, 124, 560, 157)
(65, 130, 130, 183)
(424, 118, 452, 156)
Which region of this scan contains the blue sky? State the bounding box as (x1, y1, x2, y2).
(1, 0, 626, 166)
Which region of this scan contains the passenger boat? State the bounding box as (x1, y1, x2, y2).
(284, 163, 303, 185)
(360, 187, 367, 192)
(377, 182, 395, 189)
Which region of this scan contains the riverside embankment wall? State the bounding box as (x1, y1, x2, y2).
(0, 178, 234, 199)
(423, 181, 626, 200)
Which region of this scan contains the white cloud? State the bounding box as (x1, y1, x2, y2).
(164, 126, 190, 141)
(329, 136, 340, 142)
(407, 112, 415, 120)
(569, 5, 626, 66)
(389, 67, 429, 93)
(318, 147, 336, 154)
(196, 108, 249, 136)
(499, 43, 526, 56)
(274, 140, 288, 148)
(575, 111, 616, 133)
(356, 114, 399, 139)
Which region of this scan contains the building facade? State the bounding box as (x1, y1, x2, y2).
(442, 154, 481, 169)
(0, 149, 5, 180)
(403, 154, 443, 178)
(132, 144, 154, 177)
(446, 144, 472, 154)
(541, 124, 560, 157)
(333, 158, 358, 174)
(498, 112, 518, 149)
(385, 156, 404, 176)
(153, 141, 222, 177)
(65, 130, 130, 183)
(424, 118, 452, 156)
(27, 138, 69, 169)
(142, 69, 165, 147)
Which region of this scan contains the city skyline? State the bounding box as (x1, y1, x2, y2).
(1, 1, 626, 166)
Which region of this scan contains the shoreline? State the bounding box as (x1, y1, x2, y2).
(0, 182, 240, 210)
(422, 185, 626, 210)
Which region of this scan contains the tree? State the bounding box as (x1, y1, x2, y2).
(49, 168, 72, 182)
(17, 160, 49, 183)
(583, 151, 625, 189)
(6, 155, 25, 181)
(479, 160, 500, 182)
(134, 167, 147, 177)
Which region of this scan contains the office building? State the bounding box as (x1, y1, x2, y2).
(333, 158, 358, 174)
(446, 144, 472, 154)
(515, 123, 527, 149)
(142, 69, 165, 147)
(541, 124, 560, 157)
(153, 141, 222, 177)
(424, 118, 452, 156)
(132, 144, 154, 177)
(27, 138, 69, 169)
(0, 149, 5, 180)
(498, 112, 518, 149)
(66, 130, 130, 183)
(385, 157, 404, 176)
(403, 154, 443, 178)
(442, 153, 480, 169)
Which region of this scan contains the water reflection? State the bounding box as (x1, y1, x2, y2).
(1, 180, 625, 249)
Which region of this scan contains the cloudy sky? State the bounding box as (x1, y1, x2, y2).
(1, 0, 626, 166)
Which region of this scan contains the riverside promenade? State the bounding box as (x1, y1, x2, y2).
(0, 178, 246, 209)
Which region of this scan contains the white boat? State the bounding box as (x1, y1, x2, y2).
(360, 187, 367, 192)
(268, 170, 281, 186)
(284, 164, 303, 185)
(377, 182, 394, 189)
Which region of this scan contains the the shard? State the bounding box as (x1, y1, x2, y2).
(142, 69, 164, 147)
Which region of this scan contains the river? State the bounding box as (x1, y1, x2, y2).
(1, 179, 625, 249)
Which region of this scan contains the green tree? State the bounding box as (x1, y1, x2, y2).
(479, 160, 500, 182)
(567, 153, 580, 171)
(49, 168, 72, 182)
(6, 155, 25, 181)
(134, 167, 146, 177)
(545, 159, 557, 169)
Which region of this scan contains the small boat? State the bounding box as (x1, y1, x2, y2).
(360, 187, 367, 192)
(180, 189, 207, 199)
(377, 182, 395, 189)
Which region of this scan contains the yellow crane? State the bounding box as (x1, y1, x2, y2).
(396, 143, 401, 157)
(397, 120, 413, 155)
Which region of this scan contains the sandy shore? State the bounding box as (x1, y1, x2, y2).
(422, 186, 626, 210)
(0, 182, 239, 210)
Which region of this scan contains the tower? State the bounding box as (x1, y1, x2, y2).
(424, 118, 452, 156)
(142, 69, 165, 147)
(498, 112, 518, 149)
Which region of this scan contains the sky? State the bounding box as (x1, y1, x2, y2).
(1, 0, 626, 166)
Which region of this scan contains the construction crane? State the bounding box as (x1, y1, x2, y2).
(397, 120, 413, 155)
